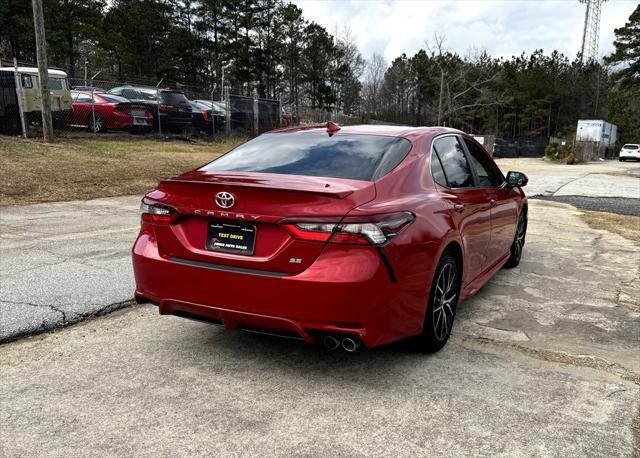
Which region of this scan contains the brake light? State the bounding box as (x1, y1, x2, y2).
(159, 104, 176, 112)
(202, 111, 209, 120)
(140, 199, 179, 225)
(282, 212, 414, 245)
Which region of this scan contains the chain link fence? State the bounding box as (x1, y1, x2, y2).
(0, 66, 298, 140)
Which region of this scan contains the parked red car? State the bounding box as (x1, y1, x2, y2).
(69, 90, 153, 133)
(132, 124, 528, 352)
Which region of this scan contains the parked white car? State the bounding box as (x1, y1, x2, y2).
(619, 144, 640, 161)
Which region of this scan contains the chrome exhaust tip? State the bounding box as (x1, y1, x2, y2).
(341, 337, 361, 352)
(323, 335, 340, 351)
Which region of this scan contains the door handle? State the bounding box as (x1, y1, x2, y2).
(453, 203, 465, 213)
(490, 198, 497, 208)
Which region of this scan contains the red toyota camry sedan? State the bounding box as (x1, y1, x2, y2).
(132, 124, 528, 352)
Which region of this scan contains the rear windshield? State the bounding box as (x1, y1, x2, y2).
(161, 91, 189, 105)
(201, 132, 412, 181)
(122, 88, 156, 100)
(99, 94, 128, 104)
(623, 144, 639, 150)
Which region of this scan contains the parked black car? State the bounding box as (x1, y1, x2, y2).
(188, 101, 226, 135)
(107, 85, 192, 133)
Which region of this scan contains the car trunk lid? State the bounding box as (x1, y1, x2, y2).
(146, 170, 376, 274)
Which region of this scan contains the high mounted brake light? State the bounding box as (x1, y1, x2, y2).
(282, 212, 415, 246)
(140, 199, 179, 225)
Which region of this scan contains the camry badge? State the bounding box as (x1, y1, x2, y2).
(215, 191, 236, 209)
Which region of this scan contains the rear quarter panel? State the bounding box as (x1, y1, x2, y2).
(345, 134, 461, 336)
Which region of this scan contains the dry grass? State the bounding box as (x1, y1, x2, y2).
(0, 135, 245, 206)
(579, 211, 640, 243)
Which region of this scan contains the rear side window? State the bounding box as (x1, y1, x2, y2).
(430, 150, 448, 187)
(72, 92, 92, 102)
(433, 136, 474, 188)
(463, 137, 504, 187)
(202, 132, 412, 181)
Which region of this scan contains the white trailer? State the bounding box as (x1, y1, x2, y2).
(575, 120, 618, 160)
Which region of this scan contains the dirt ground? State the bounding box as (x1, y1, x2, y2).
(0, 135, 243, 206)
(579, 210, 640, 243)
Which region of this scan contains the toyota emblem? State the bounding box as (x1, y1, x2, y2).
(215, 191, 236, 209)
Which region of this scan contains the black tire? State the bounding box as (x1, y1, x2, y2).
(88, 113, 105, 133)
(504, 210, 527, 268)
(414, 252, 459, 353)
(619, 157, 624, 162)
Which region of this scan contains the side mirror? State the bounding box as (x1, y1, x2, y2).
(506, 171, 528, 187)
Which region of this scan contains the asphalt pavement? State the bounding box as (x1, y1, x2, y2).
(0, 196, 139, 341)
(532, 195, 640, 216)
(1, 158, 639, 456)
(1, 158, 638, 343)
(1, 199, 638, 456)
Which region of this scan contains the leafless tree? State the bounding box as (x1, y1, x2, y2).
(363, 53, 387, 119)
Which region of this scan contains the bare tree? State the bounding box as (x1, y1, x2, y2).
(426, 34, 506, 128)
(363, 53, 387, 118)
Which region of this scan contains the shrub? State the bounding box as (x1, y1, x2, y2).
(545, 141, 573, 162)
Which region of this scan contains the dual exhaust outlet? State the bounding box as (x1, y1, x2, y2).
(322, 335, 361, 352)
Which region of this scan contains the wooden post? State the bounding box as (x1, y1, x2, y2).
(31, 0, 53, 142)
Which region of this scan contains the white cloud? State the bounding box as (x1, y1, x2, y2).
(292, 0, 638, 62)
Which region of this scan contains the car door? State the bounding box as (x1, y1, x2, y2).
(70, 92, 91, 126)
(431, 135, 492, 286)
(462, 137, 519, 266)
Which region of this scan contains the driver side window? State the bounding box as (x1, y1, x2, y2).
(463, 138, 504, 187)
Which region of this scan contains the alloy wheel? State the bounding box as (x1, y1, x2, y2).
(513, 214, 526, 262)
(90, 115, 103, 133)
(432, 261, 457, 341)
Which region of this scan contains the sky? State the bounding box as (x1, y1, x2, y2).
(292, 0, 638, 63)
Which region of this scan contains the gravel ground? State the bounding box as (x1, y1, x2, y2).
(531, 195, 640, 216)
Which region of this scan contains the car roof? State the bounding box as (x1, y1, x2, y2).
(111, 85, 184, 94)
(269, 124, 464, 140)
(71, 90, 129, 102)
(0, 66, 67, 77)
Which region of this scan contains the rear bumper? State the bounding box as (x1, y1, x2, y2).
(132, 231, 424, 347)
(620, 151, 640, 160)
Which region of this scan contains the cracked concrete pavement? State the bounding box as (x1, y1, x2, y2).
(0, 196, 140, 341)
(0, 159, 639, 456)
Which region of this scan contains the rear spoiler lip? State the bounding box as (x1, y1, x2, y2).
(162, 172, 373, 199)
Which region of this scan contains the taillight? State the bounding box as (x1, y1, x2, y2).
(201, 111, 209, 120)
(159, 104, 176, 112)
(140, 199, 179, 225)
(282, 212, 414, 245)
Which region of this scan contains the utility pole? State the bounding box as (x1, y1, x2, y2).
(437, 69, 444, 126)
(31, 0, 53, 142)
